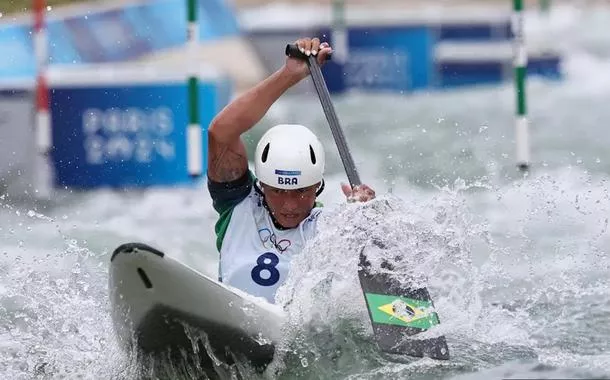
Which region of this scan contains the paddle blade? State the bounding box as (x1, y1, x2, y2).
(357, 248, 450, 360)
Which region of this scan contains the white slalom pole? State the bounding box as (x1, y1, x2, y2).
(33, 0, 53, 198)
(34, 0, 51, 155)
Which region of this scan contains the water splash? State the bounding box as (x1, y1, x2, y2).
(0, 244, 127, 379)
(267, 182, 496, 377)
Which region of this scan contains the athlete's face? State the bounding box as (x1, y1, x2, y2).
(261, 182, 320, 228)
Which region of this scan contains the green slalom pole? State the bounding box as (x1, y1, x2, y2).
(187, 0, 202, 177)
(331, 0, 348, 63)
(513, 0, 529, 171)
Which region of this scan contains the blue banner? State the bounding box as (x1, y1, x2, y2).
(437, 22, 511, 41)
(317, 25, 434, 93)
(50, 79, 230, 188)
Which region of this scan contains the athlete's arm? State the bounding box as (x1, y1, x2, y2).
(207, 68, 302, 183)
(207, 37, 331, 183)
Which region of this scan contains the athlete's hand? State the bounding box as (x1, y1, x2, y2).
(284, 37, 332, 81)
(341, 183, 376, 203)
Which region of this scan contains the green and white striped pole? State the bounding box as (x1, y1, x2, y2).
(187, 0, 202, 177)
(331, 0, 348, 63)
(513, 0, 529, 171)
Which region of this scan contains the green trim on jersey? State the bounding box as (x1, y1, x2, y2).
(214, 171, 255, 251)
(215, 206, 234, 252)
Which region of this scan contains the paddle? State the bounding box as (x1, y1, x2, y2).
(285, 43, 450, 360)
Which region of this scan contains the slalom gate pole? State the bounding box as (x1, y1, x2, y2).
(331, 0, 348, 63)
(34, 0, 51, 156)
(187, 0, 202, 177)
(513, 0, 530, 171)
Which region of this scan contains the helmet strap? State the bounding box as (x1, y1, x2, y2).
(315, 179, 325, 196)
(254, 181, 290, 231)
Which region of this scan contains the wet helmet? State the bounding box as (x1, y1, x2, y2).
(254, 124, 325, 190)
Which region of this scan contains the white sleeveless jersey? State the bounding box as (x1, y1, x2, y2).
(218, 188, 322, 303)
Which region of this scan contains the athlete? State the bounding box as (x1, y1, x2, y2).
(207, 37, 376, 303)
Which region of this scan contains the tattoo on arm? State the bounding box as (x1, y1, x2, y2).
(208, 138, 248, 182)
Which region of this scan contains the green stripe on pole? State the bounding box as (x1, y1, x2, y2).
(516, 66, 527, 116)
(514, 0, 523, 11)
(331, 0, 348, 63)
(188, 77, 199, 124)
(332, 0, 345, 28)
(188, 0, 196, 22)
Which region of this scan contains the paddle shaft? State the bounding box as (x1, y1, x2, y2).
(285, 44, 362, 188)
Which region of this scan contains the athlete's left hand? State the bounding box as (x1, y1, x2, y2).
(341, 183, 376, 203)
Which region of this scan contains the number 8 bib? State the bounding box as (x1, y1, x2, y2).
(251, 252, 280, 286)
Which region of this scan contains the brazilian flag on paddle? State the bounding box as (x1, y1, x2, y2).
(357, 246, 450, 360)
(364, 293, 440, 330)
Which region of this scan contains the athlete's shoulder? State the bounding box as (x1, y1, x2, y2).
(208, 170, 255, 214)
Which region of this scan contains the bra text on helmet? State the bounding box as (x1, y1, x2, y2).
(278, 177, 298, 185)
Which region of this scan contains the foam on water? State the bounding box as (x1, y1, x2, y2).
(2, 169, 609, 379)
(0, 203, 126, 378)
(262, 166, 610, 379)
(0, 187, 223, 379)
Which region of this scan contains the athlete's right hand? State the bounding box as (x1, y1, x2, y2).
(341, 183, 376, 203)
(284, 37, 332, 81)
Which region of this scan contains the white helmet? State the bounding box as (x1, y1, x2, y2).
(254, 124, 325, 190)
